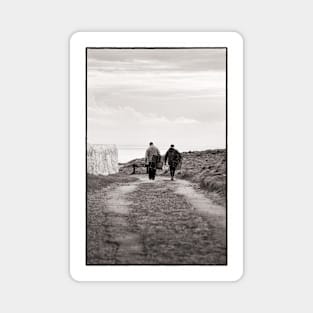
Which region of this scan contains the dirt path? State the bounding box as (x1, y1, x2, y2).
(87, 174, 226, 265)
(138, 175, 225, 218)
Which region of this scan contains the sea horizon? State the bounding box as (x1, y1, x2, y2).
(116, 144, 225, 163)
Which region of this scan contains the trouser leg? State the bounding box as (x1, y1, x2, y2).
(148, 163, 152, 179)
(151, 162, 156, 180)
(170, 166, 176, 179)
(148, 162, 156, 180)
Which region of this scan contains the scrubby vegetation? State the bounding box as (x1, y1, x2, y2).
(176, 149, 226, 205)
(87, 173, 138, 192)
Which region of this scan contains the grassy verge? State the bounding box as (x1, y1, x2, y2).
(87, 173, 138, 192)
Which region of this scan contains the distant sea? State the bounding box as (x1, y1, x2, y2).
(117, 145, 166, 163)
(117, 144, 220, 163)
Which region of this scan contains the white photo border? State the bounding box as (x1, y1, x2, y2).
(70, 32, 243, 281)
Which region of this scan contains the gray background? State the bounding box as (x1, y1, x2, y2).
(0, 0, 312, 312)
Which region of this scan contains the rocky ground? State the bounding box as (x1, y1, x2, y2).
(87, 173, 226, 265)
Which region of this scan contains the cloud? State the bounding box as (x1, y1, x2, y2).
(87, 48, 226, 73)
(88, 105, 200, 126)
(87, 48, 226, 96)
(87, 105, 225, 149)
(88, 70, 225, 95)
(86, 48, 226, 149)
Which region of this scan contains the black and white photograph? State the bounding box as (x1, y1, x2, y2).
(70, 32, 243, 281)
(86, 47, 227, 265)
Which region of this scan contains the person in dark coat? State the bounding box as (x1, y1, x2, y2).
(164, 144, 182, 180)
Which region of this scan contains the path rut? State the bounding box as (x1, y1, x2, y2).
(87, 174, 226, 264)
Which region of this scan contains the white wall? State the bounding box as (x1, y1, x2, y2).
(87, 144, 118, 175)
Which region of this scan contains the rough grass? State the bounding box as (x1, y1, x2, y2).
(126, 181, 226, 264)
(87, 173, 138, 192)
(87, 173, 139, 264)
(176, 150, 226, 201)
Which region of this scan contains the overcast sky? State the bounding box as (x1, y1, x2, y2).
(87, 48, 226, 151)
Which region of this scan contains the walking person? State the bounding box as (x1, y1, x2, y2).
(145, 142, 161, 180)
(164, 144, 182, 181)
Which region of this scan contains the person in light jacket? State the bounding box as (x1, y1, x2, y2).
(145, 142, 161, 180)
(164, 144, 182, 181)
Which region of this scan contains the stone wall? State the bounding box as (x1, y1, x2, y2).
(87, 144, 118, 175)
